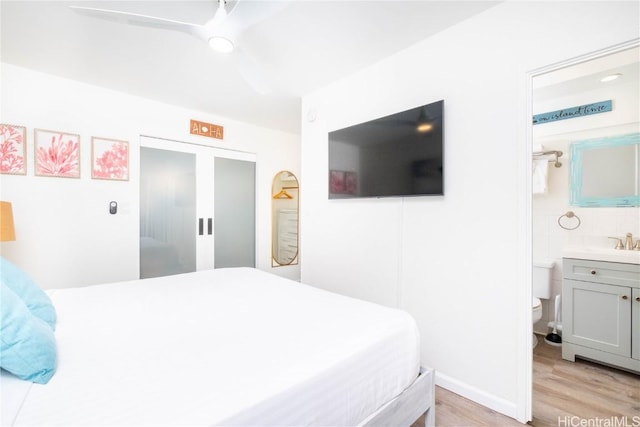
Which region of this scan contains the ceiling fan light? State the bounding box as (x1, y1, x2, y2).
(209, 36, 234, 53)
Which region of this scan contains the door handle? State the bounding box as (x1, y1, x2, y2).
(198, 218, 204, 236)
(207, 218, 213, 235)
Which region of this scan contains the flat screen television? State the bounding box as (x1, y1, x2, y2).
(328, 100, 444, 199)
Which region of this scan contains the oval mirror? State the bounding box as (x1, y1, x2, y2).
(272, 171, 299, 266)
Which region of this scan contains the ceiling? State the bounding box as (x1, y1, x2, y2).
(1, 0, 501, 134)
(533, 46, 639, 102)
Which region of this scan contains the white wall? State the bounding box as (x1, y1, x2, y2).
(300, 1, 638, 422)
(0, 63, 301, 288)
(533, 75, 639, 333)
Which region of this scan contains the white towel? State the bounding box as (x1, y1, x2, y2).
(532, 158, 548, 194)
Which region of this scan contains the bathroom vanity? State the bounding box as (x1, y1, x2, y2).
(562, 250, 640, 373)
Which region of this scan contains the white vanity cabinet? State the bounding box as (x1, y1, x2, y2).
(562, 258, 640, 373)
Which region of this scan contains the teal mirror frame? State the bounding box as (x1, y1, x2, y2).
(569, 132, 640, 207)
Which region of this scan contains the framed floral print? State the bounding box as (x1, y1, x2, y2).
(35, 129, 80, 178)
(0, 124, 27, 175)
(330, 170, 357, 195)
(329, 170, 345, 194)
(344, 171, 357, 195)
(91, 137, 129, 181)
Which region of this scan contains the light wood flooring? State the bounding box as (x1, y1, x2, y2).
(413, 336, 640, 426)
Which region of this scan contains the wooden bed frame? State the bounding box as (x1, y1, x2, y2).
(363, 367, 435, 427)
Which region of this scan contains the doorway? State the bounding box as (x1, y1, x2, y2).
(529, 40, 639, 421)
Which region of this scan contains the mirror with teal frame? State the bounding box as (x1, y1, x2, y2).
(569, 132, 640, 207)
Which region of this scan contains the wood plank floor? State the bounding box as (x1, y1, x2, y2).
(414, 337, 640, 426)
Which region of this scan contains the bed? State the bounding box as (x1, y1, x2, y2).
(1, 266, 434, 426)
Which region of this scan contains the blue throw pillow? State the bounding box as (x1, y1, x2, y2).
(0, 257, 56, 330)
(0, 283, 57, 384)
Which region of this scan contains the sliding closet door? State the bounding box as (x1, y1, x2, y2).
(214, 157, 256, 268)
(140, 147, 196, 278)
(140, 136, 256, 278)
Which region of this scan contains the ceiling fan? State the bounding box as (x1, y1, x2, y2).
(69, 0, 287, 94)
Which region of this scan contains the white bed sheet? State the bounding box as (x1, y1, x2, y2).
(5, 268, 420, 426)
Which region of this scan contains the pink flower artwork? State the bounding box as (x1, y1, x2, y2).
(345, 171, 357, 195)
(0, 124, 27, 175)
(91, 137, 129, 181)
(329, 170, 345, 194)
(35, 129, 80, 178)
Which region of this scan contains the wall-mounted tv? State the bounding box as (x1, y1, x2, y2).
(328, 100, 444, 199)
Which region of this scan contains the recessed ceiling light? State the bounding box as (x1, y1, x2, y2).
(208, 36, 234, 53)
(600, 73, 622, 82)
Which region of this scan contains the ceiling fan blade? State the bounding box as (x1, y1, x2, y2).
(224, 0, 290, 34)
(69, 6, 199, 36)
(234, 48, 272, 95)
(70, 2, 278, 95)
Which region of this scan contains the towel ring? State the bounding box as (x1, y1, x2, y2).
(558, 211, 581, 230)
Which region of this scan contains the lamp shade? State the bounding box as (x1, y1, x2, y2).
(0, 201, 16, 241)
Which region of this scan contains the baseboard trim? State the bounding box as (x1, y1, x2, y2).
(435, 372, 518, 420)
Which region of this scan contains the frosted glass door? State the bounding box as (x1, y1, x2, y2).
(214, 157, 256, 268)
(140, 136, 256, 278)
(140, 147, 196, 278)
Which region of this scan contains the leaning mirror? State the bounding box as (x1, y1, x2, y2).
(272, 171, 299, 266)
(570, 132, 640, 207)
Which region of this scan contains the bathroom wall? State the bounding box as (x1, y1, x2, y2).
(532, 68, 640, 333)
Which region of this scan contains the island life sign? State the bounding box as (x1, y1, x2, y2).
(532, 100, 612, 125)
(190, 119, 224, 140)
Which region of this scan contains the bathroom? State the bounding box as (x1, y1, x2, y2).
(531, 45, 639, 350)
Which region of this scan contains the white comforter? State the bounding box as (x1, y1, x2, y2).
(2, 268, 420, 426)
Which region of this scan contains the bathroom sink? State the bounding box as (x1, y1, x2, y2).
(563, 246, 640, 264)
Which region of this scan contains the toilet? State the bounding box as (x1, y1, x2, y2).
(532, 259, 555, 348)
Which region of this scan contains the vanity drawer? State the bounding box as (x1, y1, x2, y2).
(563, 258, 640, 288)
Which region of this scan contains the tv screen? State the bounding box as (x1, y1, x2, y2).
(328, 100, 444, 199)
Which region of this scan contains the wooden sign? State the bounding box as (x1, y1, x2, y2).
(533, 100, 612, 125)
(190, 119, 224, 140)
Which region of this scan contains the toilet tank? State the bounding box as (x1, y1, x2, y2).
(533, 259, 555, 299)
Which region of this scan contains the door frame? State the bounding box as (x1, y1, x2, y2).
(140, 135, 257, 272)
(522, 38, 640, 423)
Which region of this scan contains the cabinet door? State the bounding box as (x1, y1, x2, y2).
(563, 279, 631, 357)
(633, 288, 640, 361)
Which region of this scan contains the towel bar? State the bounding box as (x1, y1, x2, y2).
(533, 150, 563, 168)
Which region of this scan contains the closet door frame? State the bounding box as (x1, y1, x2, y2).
(140, 135, 257, 273)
